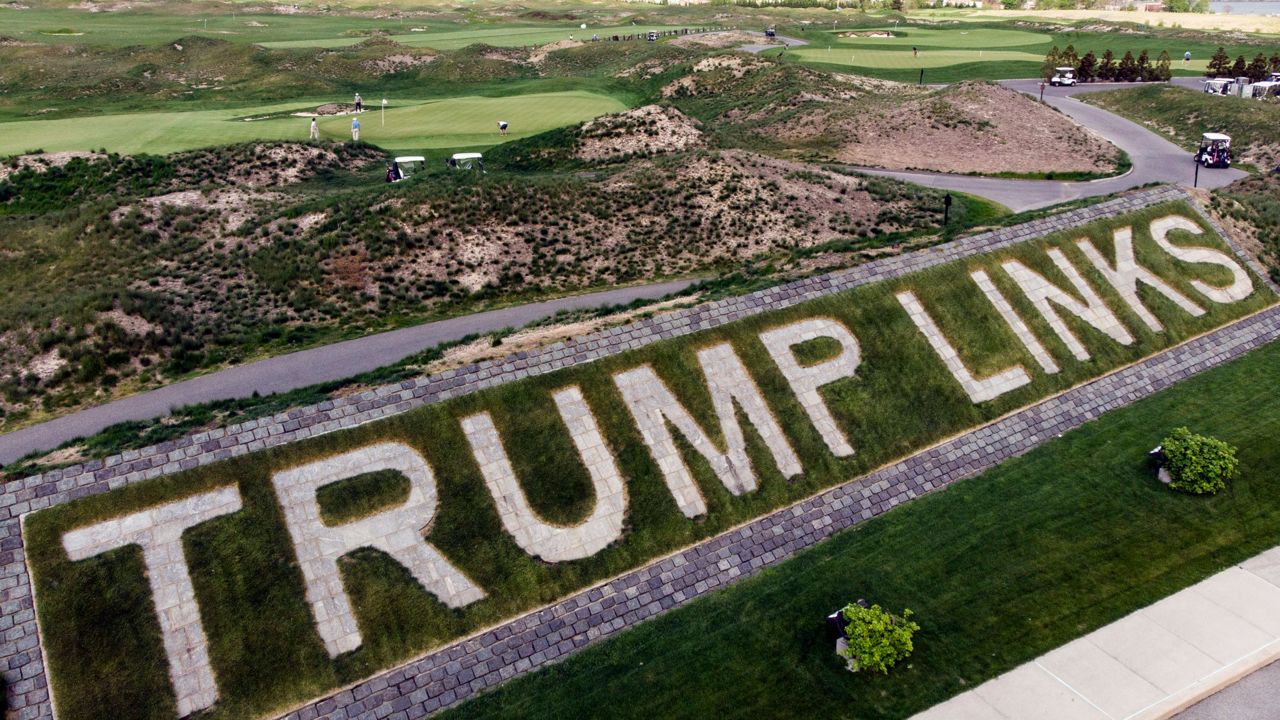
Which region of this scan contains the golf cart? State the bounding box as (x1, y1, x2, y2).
(447, 152, 485, 172)
(1050, 67, 1078, 87)
(646, 30, 658, 42)
(1247, 81, 1279, 100)
(1194, 133, 1231, 168)
(388, 155, 424, 183)
(1203, 78, 1234, 95)
(765, 26, 777, 38)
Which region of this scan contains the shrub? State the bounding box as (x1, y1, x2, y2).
(1161, 426, 1238, 495)
(838, 603, 920, 674)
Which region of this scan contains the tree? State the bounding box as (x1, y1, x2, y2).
(1246, 52, 1269, 82)
(1270, 52, 1280, 74)
(1137, 49, 1153, 81)
(1042, 45, 1062, 80)
(1117, 50, 1139, 82)
(1154, 50, 1172, 82)
(1077, 51, 1098, 83)
(1098, 48, 1116, 81)
(1231, 54, 1248, 78)
(1061, 43, 1080, 70)
(1207, 46, 1232, 77)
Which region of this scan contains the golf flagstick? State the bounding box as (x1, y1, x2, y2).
(382, 98, 387, 127)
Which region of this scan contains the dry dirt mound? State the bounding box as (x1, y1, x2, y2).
(576, 105, 703, 162)
(529, 39, 583, 64)
(361, 51, 436, 74)
(173, 143, 380, 187)
(670, 30, 769, 49)
(0, 151, 105, 182)
(663, 54, 770, 97)
(772, 81, 1121, 175)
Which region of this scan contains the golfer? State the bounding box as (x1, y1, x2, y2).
(354, 92, 363, 113)
(498, 120, 509, 136)
(351, 116, 360, 142)
(309, 118, 319, 140)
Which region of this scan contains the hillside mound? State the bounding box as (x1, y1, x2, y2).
(171, 142, 381, 187)
(0, 151, 105, 182)
(576, 105, 703, 161)
(766, 81, 1122, 175)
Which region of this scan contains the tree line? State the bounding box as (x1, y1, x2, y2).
(1205, 47, 1280, 81)
(1042, 45, 1173, 83)
(1044, 45, 1280, 84)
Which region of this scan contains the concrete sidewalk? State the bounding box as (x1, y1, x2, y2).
(913, 547, 1280, 720)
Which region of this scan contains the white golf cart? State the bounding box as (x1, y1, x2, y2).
(1050, 67, 1078, 87)
(1194, 132, 1231, 169)
(447, 152, 485, 172)
(388, 155, 424, 182)
(1247, 81, 1279, 100)
(1202, 78, 1234, 95)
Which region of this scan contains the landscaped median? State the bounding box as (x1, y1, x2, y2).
(12, 191, 1279, 720)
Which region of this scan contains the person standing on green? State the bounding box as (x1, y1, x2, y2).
(351, 116, 360, 142)
(309, 118, 319, 141)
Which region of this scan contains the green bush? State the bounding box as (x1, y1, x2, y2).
(838, 603, 920, 674)
(1162, 426, 1238, 495)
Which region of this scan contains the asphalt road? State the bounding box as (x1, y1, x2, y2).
(851, 77, 1247, 212)
(0, 279, 700, 467)
(1174, 660, 1280, 719)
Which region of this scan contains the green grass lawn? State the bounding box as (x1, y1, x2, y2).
(438, 318, 1280, 720)
(23, 200, 1275, 720)
(788, 24, 1265, 83)
(0, 90, 628, 155)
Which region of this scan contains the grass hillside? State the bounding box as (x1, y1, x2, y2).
(24, 199, 1273, 720)
(0, 140, 981, 435)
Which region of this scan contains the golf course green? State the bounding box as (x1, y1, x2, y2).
(0, 91, 627, 155)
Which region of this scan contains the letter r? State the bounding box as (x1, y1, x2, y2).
(272, 442, 484, 658)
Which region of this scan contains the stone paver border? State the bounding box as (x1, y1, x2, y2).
(2, 186, 1273, 719)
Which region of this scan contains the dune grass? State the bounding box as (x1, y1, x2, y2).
(23, 201, 1274, 720)
(439, 315, 1280, 720)
(0, 90, 627, 156)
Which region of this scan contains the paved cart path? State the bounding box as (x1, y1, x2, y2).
(847, 78, 1246, 212)
(0, 279, 699, 466)
(738, 31, 809, 55)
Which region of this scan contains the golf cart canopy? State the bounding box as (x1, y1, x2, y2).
(452, 153, 482, 161)
(394, 155, 425, 164)
(1201, 133, 1230, 144)
(1055, 67, 1076, 73)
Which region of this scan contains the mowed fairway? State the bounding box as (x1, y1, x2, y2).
(260, 24, 695, 50)
(0, 91, 626, 155)
(791, 25, 1248, 82)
